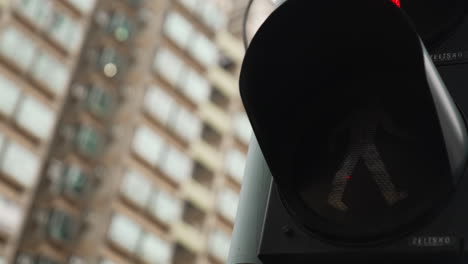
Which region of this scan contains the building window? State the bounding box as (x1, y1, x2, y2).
(182, 202, 205, 229)
(108, 214, 141, 253)
(1, 141, 40, 187)
(48, 9, 84, 52)
(169, 107, 202, 142)
(187, 33, 218, 67)
(137, 233, 173, 264)
(200, 3, 227, 31)
(233, 113, 252, 145)
(30, 52, 70, 96)
(201, 123, 222, 149)
(164, 12, 193, 49)
(132, 126, 166, 166)
(0, 75, 21, 118)
(180, 69, 211, 104)
(225, 149, 247, 183)
(0, 194, 22, 235)
(210, 88, 230, 110)
(143, 86, 177, 126)
(208, 230, 231, 262)
(192, 162, 214, 187)
(217, 188, 239, 222)
(173, 244, 196, 264)
(15, 0, 53, 29)
(0, 27, 38, 71)
(160, 146, 193, 182)
(153, 48, 185, 87)
(15, 96, 56, 140)
(65, 0, 96, 14)
(46, 209, 79, 242)
(97, 47, 125, 78)
(120, 169, 152, 208)
(178, 0, 198, 12)
(106, 12, 134, 42)
(148, 189, 182, 224)
(61, 166, 91, 200)
(86, 86, 114, 119)
(75, 125, 105, 159)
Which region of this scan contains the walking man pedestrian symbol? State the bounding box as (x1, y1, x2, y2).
(328, 110, 408, 211)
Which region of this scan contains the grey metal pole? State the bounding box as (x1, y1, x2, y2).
(227, 136, 272, 264)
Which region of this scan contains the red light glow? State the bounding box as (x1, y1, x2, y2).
(391, 0, 401, 7)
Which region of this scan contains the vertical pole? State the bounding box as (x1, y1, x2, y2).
(228, 136, 272, 264)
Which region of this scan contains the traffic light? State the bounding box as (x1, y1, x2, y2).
(229, 0, 468, 263)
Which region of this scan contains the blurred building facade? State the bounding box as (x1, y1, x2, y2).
(0, 0, 251, 264)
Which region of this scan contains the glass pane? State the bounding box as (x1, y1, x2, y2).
(15, 96, 56, 140)
(120, 170, 152, 208)
(188, 34, 218, 67)
(15, 0, 52, 28)
(160, 146, 192, 182)
(0, 28, 37, 70)
(148, 190, 182, 223)
(87, 86, 113, 119)
(0, 75, 21, 117)
(178, 0, 198, 12)
(64, 166, 89, 197)
(132, 126, 166, 166)
(75, 126, 103, 158)
(225, 149, 246, 182)
(48, 10, 83, 51)
(208, 230, 231, 261)
(137, 233, 173, 264)
(153, 48, 185, 87)
(48, 210, 77, 241)
(65, 0, 96, 13)
(171, 107, 202, 142)
(164, 12, 194, 49)
(144, 86, 176, 125)
(217, 188, 239, 221)
(108, 214, 141, 253)
(181, 69, 211, 104)
(233, 113, 253, 145)
(31, 52, 70, 96)
(1, 141, 40, 187)
(0, 195, 22, 234)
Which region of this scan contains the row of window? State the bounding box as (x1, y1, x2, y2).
(0, 132, 41, 188)
(144, 85, 202, 142)
(0, 75, 57, 141)
(15, 0, 85, 52)
(120, 168, 182, 224)
(178, 0, 227, 31)
(0, 193, 23, 236)
(164, 11, 218, 67)
(132, 126, 192, 183)
(108, 213, 173, 264)
(153, 48, 211, 104)
(0, 27, 71, 96)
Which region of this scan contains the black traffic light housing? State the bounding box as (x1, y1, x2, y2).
(237, 0, 468, 262)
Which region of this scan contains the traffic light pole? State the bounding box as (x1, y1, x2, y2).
(228, 136, 271, 264)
